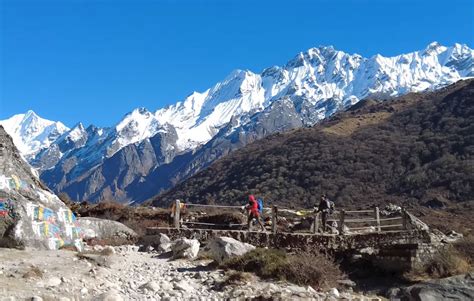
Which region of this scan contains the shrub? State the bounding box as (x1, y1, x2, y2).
(221, 248, 343, 288)
(284, 252, 343, 288)
(453, 236, 474, 265)
(221, 248, 288, 279)
(22, 265, 43, 279)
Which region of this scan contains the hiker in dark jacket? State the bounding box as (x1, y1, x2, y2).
(245, 195, 265, 231)
(315, 194, 333, 232)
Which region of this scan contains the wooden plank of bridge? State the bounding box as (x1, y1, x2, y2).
(374, 206, 381, 232)
(174, 199, 181, 229)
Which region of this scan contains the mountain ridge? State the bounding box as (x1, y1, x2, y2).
(152, 79, 474, 207)
(1, 42, 473, 203)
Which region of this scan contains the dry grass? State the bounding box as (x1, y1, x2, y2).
(221, 248, 343, 289)
(322, 112, 391, 136)
(22, 265, 43, 279)
(67, 200, 171, 237)
(222, 271, 253, 286)
(453, 236, 474, 265)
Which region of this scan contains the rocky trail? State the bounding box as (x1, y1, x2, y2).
(0, 245, 381, 301)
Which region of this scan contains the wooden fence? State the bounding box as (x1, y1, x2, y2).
(171, 200, 409, 235)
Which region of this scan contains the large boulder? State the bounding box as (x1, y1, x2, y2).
(0, 126, 83, 250)
(172, 238, 200, 259)
(76, 217, 137, 243)
(139, 233, 171, 253)
(207, 236, 255, 263)
(390, 272, 474, 301)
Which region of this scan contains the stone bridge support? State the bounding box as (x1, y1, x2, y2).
(143, 227, 437, 272)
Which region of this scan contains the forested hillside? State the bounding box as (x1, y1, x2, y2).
(152, 80, 474, 209)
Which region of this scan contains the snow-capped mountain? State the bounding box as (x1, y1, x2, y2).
(153, 42, 473, 149)
(3, 42, 473, 203)
(0, 110, 69, 160)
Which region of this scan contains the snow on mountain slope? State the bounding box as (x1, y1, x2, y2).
(155, 70, 266, 150)
(0, 110, 69, 159)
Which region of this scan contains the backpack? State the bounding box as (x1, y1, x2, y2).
(257, 198, 264, 214)
(329, 201, 335, 213)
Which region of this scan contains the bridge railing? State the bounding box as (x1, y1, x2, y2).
(171, 200, 409, 235)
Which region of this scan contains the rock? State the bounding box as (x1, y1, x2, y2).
(102, 246, 116, 255)
(174, 280, 194, 292)
(391, 272, 474, 301)
(160, 281, 173, 291)
(206, 236, 255, 263)
(0, 126, 83, 250)
(329, 288, 340, 298)
(140, 281, 160, 292)
(380, 203, 402, 216)
(337, 279, 357, 288)
(76, 217, 137, 242)
(306, 286, 317, 294)
(139, 233, 172, 253)
(31, 297, 43, 301)
(172, 238, 200, 259)
(81, 287, 89, 294)
(444, 230, 464, 243)
(158, 242, 172, 253)
(95, 289, 124, 301)
(46, 276, 62, 287)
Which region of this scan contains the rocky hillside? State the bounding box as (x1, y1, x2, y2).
(0, 125, 82, 250)
(153, 79, 474, 209)
(2, 42, 473, 204)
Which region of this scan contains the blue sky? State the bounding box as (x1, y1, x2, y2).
(1, 0, 473, 127)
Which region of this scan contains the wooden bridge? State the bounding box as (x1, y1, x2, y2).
(142, 202, 437, 272)
(166, 200, 414, 235)
(144, 201, 435, 269)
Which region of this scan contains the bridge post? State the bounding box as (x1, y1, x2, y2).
(174, 199, 181, 229)
(312, 211, 319, 234)
(374, 207, 381, 232)
(271, 205, 278, 234)
(338, 210, 345, 234)
(402, 208, 408, 230)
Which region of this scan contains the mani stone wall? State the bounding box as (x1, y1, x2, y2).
(0, 126, 83, 250)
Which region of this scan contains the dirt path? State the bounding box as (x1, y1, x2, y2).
(0, 246, 380, 300)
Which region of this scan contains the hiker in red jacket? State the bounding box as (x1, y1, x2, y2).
(245, 195, 265, 231)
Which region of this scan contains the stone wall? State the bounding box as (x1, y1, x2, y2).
(145, 227, 432, 252)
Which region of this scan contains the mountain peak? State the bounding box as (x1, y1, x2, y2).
(0, 111, 69, 157)
(24, 109, 39, 119)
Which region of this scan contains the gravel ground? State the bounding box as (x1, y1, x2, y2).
(0, 246, 382, 300)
